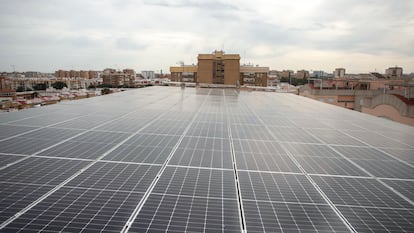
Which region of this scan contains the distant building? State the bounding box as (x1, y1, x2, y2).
(0, 76, 16, 99)
(80, 70, 89, 79)
(280, 70, 294, 79)
(55, 70, 100, 79)
(88, 71, 100, 79)
(334, 68, 346, 78)
(267, 70, 279, 86)
(102, 69, 136, 87)
(170, 50, 269, 86)
(123, 69, 136, 76)
(296, 70, 310, 79)
(170, 65, 197, 82)
(312, 70, 331, 78)
(240, 65, 269, 86)
(141, 71, 155, 80)
(25, 72, 41, 78)
(386, 66, 403, 79)
(299, 70, 414, 126)
(198, 51, 240, 85)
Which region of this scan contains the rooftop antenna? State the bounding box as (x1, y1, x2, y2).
(11, 65, 15, 73)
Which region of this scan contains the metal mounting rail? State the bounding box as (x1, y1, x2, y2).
(225, 89, 247, 233)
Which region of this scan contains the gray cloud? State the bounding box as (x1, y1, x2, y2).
(0, 0, 413, 73)
(143, 0, 238, 11)
(116, 37, 147, 51)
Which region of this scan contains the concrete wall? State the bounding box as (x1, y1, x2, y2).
(224, 59, 240, 85)
(197, 59, 213, 84)
(362, 105, 414, 126)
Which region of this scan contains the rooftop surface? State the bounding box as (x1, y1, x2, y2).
(0, 86, 413, 232)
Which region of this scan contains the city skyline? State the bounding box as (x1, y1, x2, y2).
(1, 0, 414, 73)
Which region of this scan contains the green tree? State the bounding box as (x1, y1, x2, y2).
(51, 81, 67, 89)
(16, 86, 25, 92)
(33, 83, 47, 90)
(31, 92, 39, 98)
(101, 88, 111, 95)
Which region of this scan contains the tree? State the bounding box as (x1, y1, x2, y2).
(33, 83, 47, 90)
(51, 81, 67, 90)
(101, 88, 111, 95)
(16, 86, 25, 92)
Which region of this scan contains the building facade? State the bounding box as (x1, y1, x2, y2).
(55, 70, 100, 79)
(0, 76, 16, 99)
(141, 71, 155, 80)
(240, 65, 269, 86)
(296, 70, 310, 79)
(170, 50, 268, 86)
(386, 66, 403, 79)
(102, 68, 136, 87)
(334, 68, 346, 78)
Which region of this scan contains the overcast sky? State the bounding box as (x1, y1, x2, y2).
(1, 0, 413, 73)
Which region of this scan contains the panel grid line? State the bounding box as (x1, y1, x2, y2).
(122, 89, 211, 233)
(1, 87, 413, 232)
(244, 96, 357, 233)
(0, 95, 184, 230)
(301, 127, 414, 207)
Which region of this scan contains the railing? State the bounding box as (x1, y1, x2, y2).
(300, 86, 405, 97)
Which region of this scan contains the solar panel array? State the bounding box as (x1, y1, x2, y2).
(0, 86, 413, 233)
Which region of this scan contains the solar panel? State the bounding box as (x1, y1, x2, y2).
(169, 137, 233, 169)
(0, 86, 413, 232)
(269, 127, 320, 143)
(337, 206, 414, 232)
(382, 179, 414, 202)
(0, 125, 37, 140)
(3, 188, 143, 232)
(308, 129, 366, 146)
(0, 183, 53, 223)
(350, 159, 414, 179)
(66, 162, 161, 192)
(0, 157, 89, 186)
(234, 140, 299, 172)
(239, 172, 326, 204)
(0, 137, 68, 155)
(344, 130, 412, 149)
(293, 156, 368, 176)
(0, 154, 25, 166)
(128, 194, 241, 233)
(381, 148, 414, 165)
(332, 146, 395, 160)
(311, 176, 411, 208)
(103, 134, 180, 164)
(152, 166, 236, 199)
(243, 201, 351, 232)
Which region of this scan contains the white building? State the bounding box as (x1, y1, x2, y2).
(141, 71, 155, 80)
(334, 68, 346, 78)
